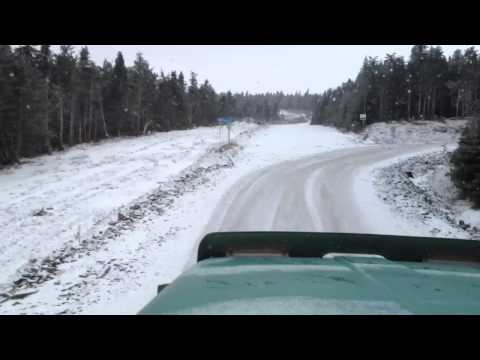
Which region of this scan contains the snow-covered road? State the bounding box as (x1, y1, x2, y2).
(204, 144, 442, 235)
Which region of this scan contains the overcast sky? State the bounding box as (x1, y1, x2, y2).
(55, 45, 478, 94)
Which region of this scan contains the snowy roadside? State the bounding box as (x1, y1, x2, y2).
(0, 121, 362, 314)
(0, 121, 258, 311)
(372, 149, 480, 240)
(359, 118, 478, 240)
(363, 119, 467, 145)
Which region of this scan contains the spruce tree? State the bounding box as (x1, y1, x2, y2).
(451, 110, 480, 208)
(13, 45, 45, 158)
(188, 72, 199, 127)
(109, 52, 128, 136)
(0, 45, 18, 164)
(51, 45, 76, 149)
(38, 45, 53, 153)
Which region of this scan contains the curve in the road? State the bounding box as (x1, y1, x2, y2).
(204, 144, 440, 234)
(182, 144, 442, 271)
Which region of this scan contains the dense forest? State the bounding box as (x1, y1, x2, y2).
(312, 45, 480, 130)
(0, 45, 313, 165)
(311, 45, 480, 208)
(232, 91, 317, 120)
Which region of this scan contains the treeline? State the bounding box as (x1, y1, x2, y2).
(0, 45, 314, 165)
(214, 91, 316, 121)
(232, 92, 317, 120)
(0, 45, 219, 164)
(312, 45, 480, 130)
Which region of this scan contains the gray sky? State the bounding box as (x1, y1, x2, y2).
(57, 45, 478, 94)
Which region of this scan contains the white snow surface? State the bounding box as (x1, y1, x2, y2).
(456, 207, 480, 229)
(363, 119, 467, 145)
(0, 121, 360, 314)
(355, 146, 455, 238)
(357, 119, 479, 239)
(370, 147, 480, 240)
(0, 123, 256, 287)
(277, 109, 311, 123)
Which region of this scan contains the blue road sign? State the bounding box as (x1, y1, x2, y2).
(218, 117, 234, 125)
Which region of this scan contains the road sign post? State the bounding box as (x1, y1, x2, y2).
(217, 117, 234, 145)
(360, 113, 367, 128)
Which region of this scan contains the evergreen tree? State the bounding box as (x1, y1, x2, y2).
(188, 72, 200, 127)
(77, 46, 94, 143)
(130, 53, 156, 134)
(51, 45, 76, 149)
(38, 45, 53, 153)
(106, 52, 128, 136)
(198, 80, 217, 126)
(451, 111, 480, 207)
(0, 45, 18, 163)
(13, 45, 45, 158)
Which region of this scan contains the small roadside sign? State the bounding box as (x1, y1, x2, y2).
(217, 117, 233, 126)
(217, 117, 234, 144)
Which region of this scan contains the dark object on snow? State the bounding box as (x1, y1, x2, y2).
(98, 266, 111, 279)
(10, 290, 38, 300)
(3, 290, 39, 302)
(157, 284, 169, 294)
(117, 212, 129, 222)
(406, 171, 414, 178)
(0, 293, 10, 303)
(459, 220, 470, 230)
(433, 126, 448, 133)
(32, 208, 48, 216)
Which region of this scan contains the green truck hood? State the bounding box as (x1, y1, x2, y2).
(139, 255, 480, 315)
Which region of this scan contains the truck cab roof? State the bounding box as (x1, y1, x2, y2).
(139, 232, 480, 315)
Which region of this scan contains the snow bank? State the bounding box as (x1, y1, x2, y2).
(0, 121, 257, 288)
(456, 207, 480, 230)
(372, 150, 480, 240)
(239, 122, 361, 165)
(363, 119, 467, 145)
(277, 109, 312, 124)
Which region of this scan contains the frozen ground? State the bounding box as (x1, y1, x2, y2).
(0, 120, 361, 314)
(362, 119, 467, 145)
(0, 122, 257, 286)
(276, 109, 312, 124)
(372, 149, 480, 240)
(363, 118, 479, 240)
